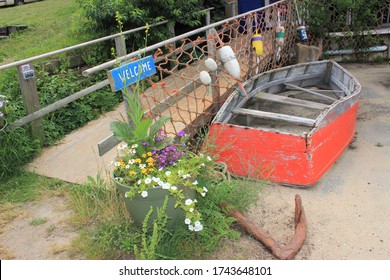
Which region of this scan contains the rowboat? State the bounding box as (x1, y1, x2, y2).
(208, 60, 361, 187)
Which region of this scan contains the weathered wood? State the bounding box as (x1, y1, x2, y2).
(115, 35, 134, 127)
(223, 194, 307, 260)
(11, 79, 110, 128)
(98, 134, 121, 156)
(254, 91, 329, 110)
(16, 64, 43, 141)
(232, 108, 316, 126)
(284, 83, 337, 101)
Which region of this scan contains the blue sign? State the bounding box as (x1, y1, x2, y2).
(108, 55, 157, 92)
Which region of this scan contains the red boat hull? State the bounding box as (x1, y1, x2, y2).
(208, 101, 359, 187)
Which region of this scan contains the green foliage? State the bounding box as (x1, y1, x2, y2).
(0, 127, 38, 181)
(69, 166, 264, 259)
(134, 197, 170, 260)
(301, 0, 388, 57)
(29, 217, 48, 226)
(75, 0, 226, 52)
(0, 172, 66, 203)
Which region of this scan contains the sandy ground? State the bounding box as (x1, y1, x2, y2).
(0, 63, 389, 260)
(212, 62, 390, 260)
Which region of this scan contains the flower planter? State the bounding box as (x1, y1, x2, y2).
(114, 178, 195, 230)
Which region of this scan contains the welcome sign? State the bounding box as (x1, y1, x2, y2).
(107, 56, 156, 92)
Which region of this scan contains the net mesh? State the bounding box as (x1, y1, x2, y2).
(125, 0, 388, 138)
(131, 0, 297, 137)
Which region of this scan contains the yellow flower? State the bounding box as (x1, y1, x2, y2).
(141, 153, 147, 158)
(147, 152, 152, 157)
(146, 157, 154, 163)
(148, 168, 154, 172)
(135, 158, 142, 163)
(148, 162, 154, 167)
(129, 170, 136, 175)
(141, 169, 147, 174)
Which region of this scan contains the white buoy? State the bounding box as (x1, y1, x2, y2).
(217, 46, 240, 80)
(205, 58, 218, 72)
(199, 71, 212, 86)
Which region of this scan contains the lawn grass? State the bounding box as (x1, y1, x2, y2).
(0, 0, 90, 64)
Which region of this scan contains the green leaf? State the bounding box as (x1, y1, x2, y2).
(133, 118, 152, 139)
(110, 121, 134, 142)
(149, 116, 172, 137)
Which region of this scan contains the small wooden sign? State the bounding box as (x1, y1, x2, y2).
(107, 55, 156, 92)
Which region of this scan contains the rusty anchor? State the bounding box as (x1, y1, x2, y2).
(222, 194, 307, 260)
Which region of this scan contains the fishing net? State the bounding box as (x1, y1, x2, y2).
(124, 0, 389, 138)
(133, 0, 298, 138)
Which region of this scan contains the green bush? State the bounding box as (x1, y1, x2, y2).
(76, 0, 226, 52)
(301, 0, 388, 58)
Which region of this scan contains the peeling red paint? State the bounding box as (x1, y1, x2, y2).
(209, 102, 359, 187)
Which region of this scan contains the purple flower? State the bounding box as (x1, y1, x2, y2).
(177, 130, 186, 137)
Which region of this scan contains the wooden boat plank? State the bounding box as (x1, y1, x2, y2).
(284, 83, 338, 101)
(232, 108, 316, 127)
(253, 91, 329, 110)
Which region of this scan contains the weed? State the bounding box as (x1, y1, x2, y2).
(46, 225, 56, 233)
(29, 217, 48, 226)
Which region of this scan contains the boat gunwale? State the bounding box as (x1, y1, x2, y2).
(212, 60, 361, 137)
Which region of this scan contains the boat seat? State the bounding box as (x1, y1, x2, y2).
(254, 92, 329, 110)
(232, 108, 316, 127)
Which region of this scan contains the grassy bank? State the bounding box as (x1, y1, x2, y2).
(0, 0, 90, 64)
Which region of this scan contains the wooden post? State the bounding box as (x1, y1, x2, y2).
(207, 28, 221, 114)
(16, 64, 43, 142)
(167, 21, 177, 71)
(114, 35, 133, 128)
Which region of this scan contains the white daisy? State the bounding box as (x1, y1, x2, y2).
(185, 199, 193, 206)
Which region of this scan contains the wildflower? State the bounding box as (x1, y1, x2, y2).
(188, 225, 194, 231)
(192, 180, 198, 185)
(142, 153, 147, 158)
(139, 164, 146, 169)
(131, 144, 138, 149)
(201, 192, 206, 197)
(128, 159, 135, 164)
(189, 208, 194, 213)
(185, 218, 191, 225)
(141, 169, 147, 174)
(129, 171, 136, 175)
(141, 191, 148, 198)
(203, 187, 208, 193)
(177, 130, 186, 137)
(183, 174, 191, 179)
(114, 162, 121, 167)
(125, 165, 130, 169)
(185, 199, 193, 206)
(162, 182, 171, 189)
(145, 177, 152, 184)
(207, 156, 212, 161)
(171, 186, 177, 191)
(165, 171, 171, 176)
(135, 158, 142, 163)
(137, 180, 142, 185)
(194, 221, 203, 232)
(147, 152, 152, 157)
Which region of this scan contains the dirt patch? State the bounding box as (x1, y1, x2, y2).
(0, 195, 80, 260)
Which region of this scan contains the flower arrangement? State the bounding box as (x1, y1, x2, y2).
(111, 89, 213, 232)
(0, 94, 8, 129)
